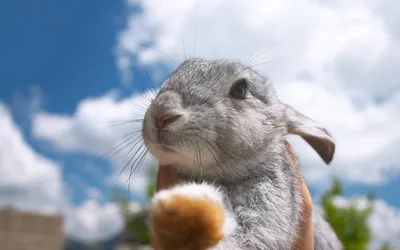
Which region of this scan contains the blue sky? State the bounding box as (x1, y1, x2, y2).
(1, 0, 141, 205)
(0, 0, 399, 246)
(1, 0, 120, 108)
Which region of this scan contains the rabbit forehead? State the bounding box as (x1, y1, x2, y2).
(161, 58, 265, 93)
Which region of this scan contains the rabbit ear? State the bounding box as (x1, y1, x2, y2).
(281, 103, 335, 164)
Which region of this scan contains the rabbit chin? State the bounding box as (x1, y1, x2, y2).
(147, 142, 199, 171)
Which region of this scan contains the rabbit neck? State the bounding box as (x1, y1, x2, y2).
(179, 138, 294, 185)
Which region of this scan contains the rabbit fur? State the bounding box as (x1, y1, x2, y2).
(142, 58, 343, 250)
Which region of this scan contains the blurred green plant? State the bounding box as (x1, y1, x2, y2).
(113, 161, 158, 246)
(146, 162, 158, 199)
(320, 176, 374, 250)
(379, 242, 393, 250)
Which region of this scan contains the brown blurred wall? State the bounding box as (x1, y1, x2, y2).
(0, 208, 64, 250)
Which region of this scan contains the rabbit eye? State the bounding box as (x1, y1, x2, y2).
(230, 78, 248, 99)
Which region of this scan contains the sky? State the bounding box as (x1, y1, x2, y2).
(0, 0, 399, 248)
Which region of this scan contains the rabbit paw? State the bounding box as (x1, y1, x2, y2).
(149, 182, 230, 250)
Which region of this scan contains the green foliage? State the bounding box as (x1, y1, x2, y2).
(321, 176, 374, 250)
(379, 241, 393, 249)
(125, 209, 151, 245)
(146, 162, 158, 199)
(113, 161, 158, 246)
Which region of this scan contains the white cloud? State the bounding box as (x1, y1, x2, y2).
(116, 0, 395, 93)
(87, 187, 103, 201)
(112, 0, 400, 186)
(334, 196, 400, 249)
(0, 103, 63, 214)
(282, 83, 400, 185)
(65, 192, 144, 243)
(32, 90, 156, 194)
(65, 199, 124, 243)
(0, 102, 131, 243)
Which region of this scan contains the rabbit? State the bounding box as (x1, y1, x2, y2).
(141, 58, 343, 250)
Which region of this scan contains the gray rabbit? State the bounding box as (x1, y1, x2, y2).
(142, 58, 343, 250)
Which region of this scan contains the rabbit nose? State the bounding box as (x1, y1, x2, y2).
(157, 110, 182, 128)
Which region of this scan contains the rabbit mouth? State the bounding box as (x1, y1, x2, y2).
(158, 144, 175, 153)
(148, 141, 181, 157)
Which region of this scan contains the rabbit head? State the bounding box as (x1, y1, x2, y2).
(142, 58, 335, 180)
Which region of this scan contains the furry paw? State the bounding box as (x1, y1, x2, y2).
(149, 182, 228, 250)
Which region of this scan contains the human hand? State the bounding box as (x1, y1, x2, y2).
(285, 141, 314, 250)
(150, 165, 182, 250)
(155, 165, 181, 192)
(291, 171, 314, 250)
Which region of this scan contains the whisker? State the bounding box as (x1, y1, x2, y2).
(117, 129, 142, 139)
(126, 148, 149, 199)
(134, 148, 149, 179)
(113, 139, 145, 184)
(194, 140, 203, 181)
(192, 24, 197, 58)
(136, 63, 159, 97)
(100, 119, 144, 130)
(151, 47, 178, 66)
(180, 24, 187, 60)
(127, 102, 148, 113)
(104, 118, 144, 124)
(86, 132, 142, 169)
(250, 60, 284, 68)
(187, 140, 198, 181)
(243, 49, 264, 67)
(246, 39, 283, 67)
(243, 52, 256, 67)
(245, 47, 272, 67)
(204, 141, 226, 179)
(193, 135, 227, 179)
(123, 135, 144, 162)
(131, 66, 157, 98)
(136, 96, 152, 112)
(113, 134, 143, 157)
